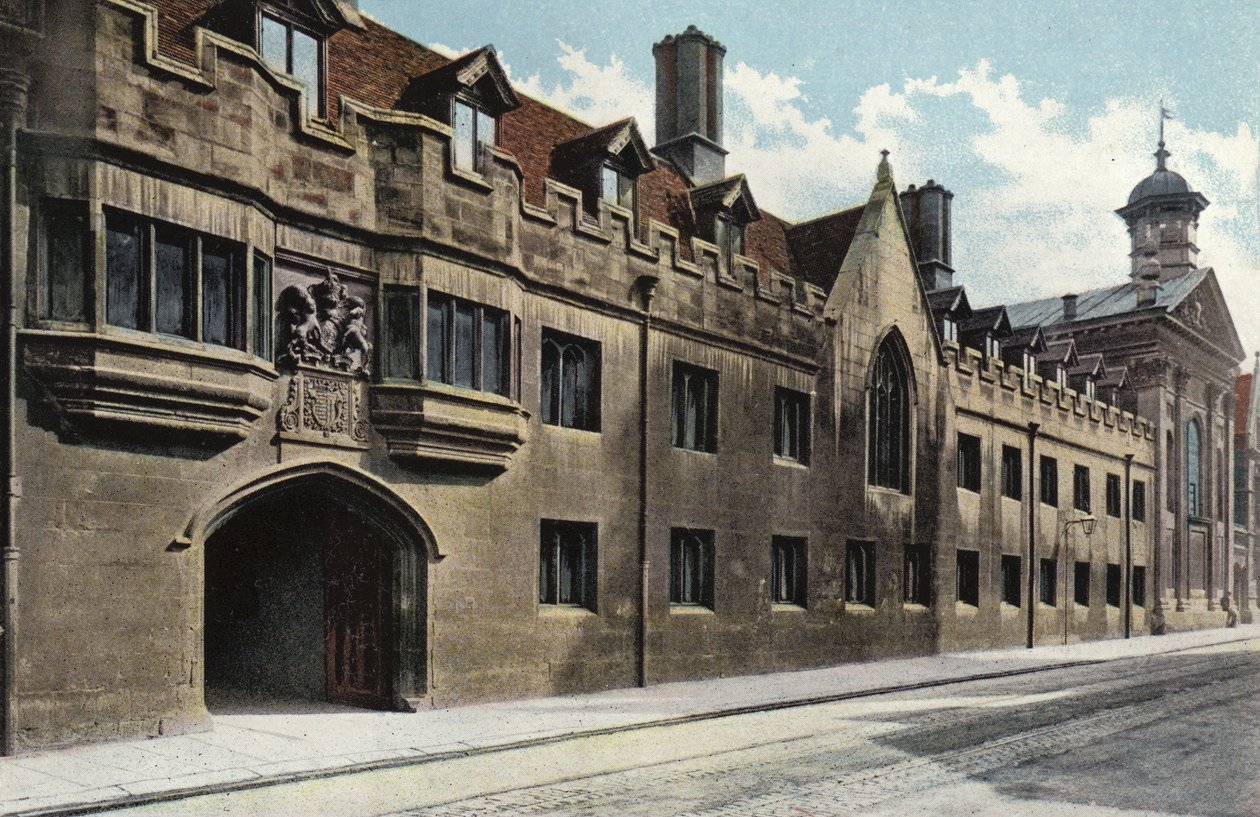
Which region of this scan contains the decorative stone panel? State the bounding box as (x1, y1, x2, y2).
(20, 330, 275, 439)
(278, 365, 370, 450)
(370, 382, 528, 471)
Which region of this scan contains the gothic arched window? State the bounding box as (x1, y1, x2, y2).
(541, 330, 600, 431)
(1186, 418, 1202, 516)
(868, 336, 911, 492)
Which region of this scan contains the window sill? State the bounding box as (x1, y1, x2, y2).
(669, 604, 715, 615)
(773, 455, 809, 470)
(538, 605, 597, 618)
(448, 163, 495, 193)
(542, 421, 602, 436)
(1000, 602, 1022, 615)
(674, 445, 717, 457)
(902, 602, 931, 613)
(844, 602, 876, 614)
(955, 601, 980, 616)
(370, 380, 529, 472)
(20, 329, 277, 440)
(771, 602, 806, 612)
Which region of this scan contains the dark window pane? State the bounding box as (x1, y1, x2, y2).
(426, 297, 447, 382)
(541, 338, 559, 424)
(105, 214, 143, 329)
(1039, 558, 1057, 606)
(482, 310, 505, 395)
(453, 301, 475, 388)
(670, 529, 714, 608)
(1106, 564, 1122, 607)
(1001, 555, 1021, 606)
(1132, 566, 1147, 607)
(201, 242, 234, 347)
(957, 433, 981, 492)
(45, 205, 87, 321)
(253, 253, 272, 360)
(384, 288, 419, 379)
(601, 166, 618, 204)
(154, 227, 190, 337)
(1001, 445, 1022, 500)
(1074, 561, 1091, 606)
(1040, 456, 1059, 507)
(869, 338, 910, 491)
(260, 15, 287, 74)
(956, 550, 979, 606)
(1133, 481, 1146, 522)
(291, 28, 321, 118)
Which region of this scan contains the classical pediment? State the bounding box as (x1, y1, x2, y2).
(1170, 269, 1245, 360)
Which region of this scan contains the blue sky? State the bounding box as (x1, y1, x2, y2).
(363, 1, 1260, 359)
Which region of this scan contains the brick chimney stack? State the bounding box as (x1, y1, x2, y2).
(652, 26, 728, 185)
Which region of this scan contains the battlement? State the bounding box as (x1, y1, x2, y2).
(92, 0, 828, 353)
(947, 341, 1156, 443)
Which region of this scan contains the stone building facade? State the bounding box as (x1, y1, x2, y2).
(1, 0, 1235, 754)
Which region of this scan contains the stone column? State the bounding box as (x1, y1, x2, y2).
(1205, 383, 1218, 610)
(1173, 368, 1186, 612)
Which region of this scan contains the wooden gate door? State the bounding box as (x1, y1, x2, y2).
(323, 508, 394, 708)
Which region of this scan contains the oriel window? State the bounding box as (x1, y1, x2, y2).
(42, 201, 89, 322)
(104, 209, 247, 353)
(383, 286, 420, 380)
(541, 329, 601, 431)
(426, 291, 511, 397)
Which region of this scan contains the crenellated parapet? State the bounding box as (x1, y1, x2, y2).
(87, 0, 827, 358)
(946, 341, 1156, 444)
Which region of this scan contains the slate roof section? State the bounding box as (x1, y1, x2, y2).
(1003, 270, 1207, 330)
(784, 207, 864, 290)
(926, 286, 970, 317)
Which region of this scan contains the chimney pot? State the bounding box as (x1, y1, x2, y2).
(1062, 293, 1078, 321)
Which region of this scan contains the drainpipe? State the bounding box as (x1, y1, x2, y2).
(1124, 453, 1134, 638)
(634, 274, 658, 688)
(0, 67, 28, 756)
(1026, 422, 1039, 648)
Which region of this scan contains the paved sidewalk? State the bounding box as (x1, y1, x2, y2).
(3, 626, 1257, 817)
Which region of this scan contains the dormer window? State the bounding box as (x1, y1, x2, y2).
(600, 165, 636, 212)
(1085, 377, 1096, 400)
(453, 101, 496, 173)
(1056, 366, 1067, 388)
(941, 316, 957, 344)
(715, 214, 744, 265)
(984, 334, 1000, 361)
(1023, 351, 1035, 385)
(260, 13, 324, 119)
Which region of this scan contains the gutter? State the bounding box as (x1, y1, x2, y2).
(635, 274, 659, 687)
(1026, 422, 1039, 648)
(0, 66, 28, 756)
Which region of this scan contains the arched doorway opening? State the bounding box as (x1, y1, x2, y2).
(197, 465, 432, 712)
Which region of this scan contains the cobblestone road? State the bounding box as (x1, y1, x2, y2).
(399, 646, 1259, 817)
(102, 641, 1260, 817)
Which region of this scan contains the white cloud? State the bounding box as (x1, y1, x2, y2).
(511, 42, 1260, 356)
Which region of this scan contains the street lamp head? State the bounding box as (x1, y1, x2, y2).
(1081, 516, 1096, 536)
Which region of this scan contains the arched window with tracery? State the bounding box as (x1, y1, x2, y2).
(868, 335, 912, 492)
(541, 329, 601, 431)
(1186, 418, 1202, 516)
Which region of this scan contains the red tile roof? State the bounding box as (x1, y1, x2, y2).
(145, 3, 862, 285)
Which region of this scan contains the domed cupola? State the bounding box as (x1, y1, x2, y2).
(1115, 112, 1209, 280)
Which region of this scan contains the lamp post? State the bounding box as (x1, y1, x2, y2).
(1063, 514, 1097, 645)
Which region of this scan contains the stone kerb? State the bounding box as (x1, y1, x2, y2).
(104, 0, 827, 341)
(948, 343, 1154, 443)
